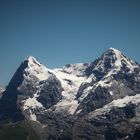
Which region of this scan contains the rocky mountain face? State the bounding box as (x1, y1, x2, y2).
(76, 48, 140, 115)
(0, 48, 140, 140)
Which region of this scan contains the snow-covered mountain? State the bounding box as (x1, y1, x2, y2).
(76, 48, 140, 114)
(0, 48, 140, 140)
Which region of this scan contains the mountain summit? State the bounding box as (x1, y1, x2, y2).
(0, 48, 140, 140)
(77, 48, 140, 114)
(86, 47, 138, 77)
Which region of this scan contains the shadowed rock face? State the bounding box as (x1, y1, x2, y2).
(85, 49, 117, 78)
(0, 60, 28, 122)
(77, 86, 112, 114)
(37, 77, 63, 109)
(0, 48, 140, 140)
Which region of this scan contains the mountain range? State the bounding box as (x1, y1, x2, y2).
(0, 48, 140, 140)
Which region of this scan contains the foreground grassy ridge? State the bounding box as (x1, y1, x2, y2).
(0, 121, 40, 140)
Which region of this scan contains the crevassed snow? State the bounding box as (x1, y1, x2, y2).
(50, 64, 87, 114)
(52, 66, 87, 100)
(62, 63, 88, 76)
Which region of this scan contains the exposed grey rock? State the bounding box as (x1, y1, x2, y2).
(73, 103, 140, 140)
(37, 76, 63, 109)
(0, 59, 28, 121)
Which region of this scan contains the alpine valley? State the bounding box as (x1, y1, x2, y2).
(0, 48, 140, 140)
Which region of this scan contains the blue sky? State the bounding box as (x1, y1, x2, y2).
(0, 0, 140, 85)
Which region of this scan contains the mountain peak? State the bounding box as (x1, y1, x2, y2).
(25, 56, 41, 67)
(109, 47, 121, 53)
(106, 48, 123, 68)
(85, 47, 138, 77)
(103, 48, 138, 70)
(26, 56, 36, 61)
